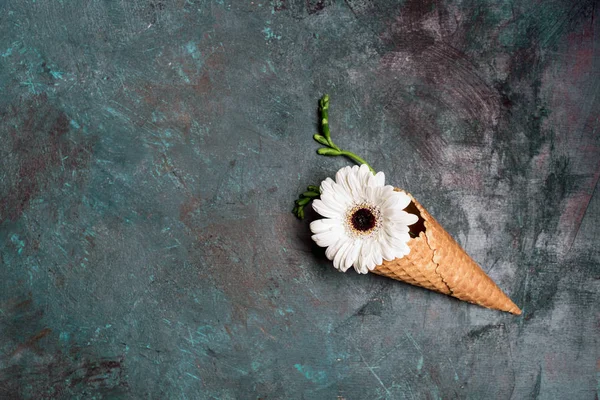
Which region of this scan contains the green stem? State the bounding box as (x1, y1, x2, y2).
(340, 151, 375, 174)
(296, 95, 377, 219)
(314, 94, 375, 174)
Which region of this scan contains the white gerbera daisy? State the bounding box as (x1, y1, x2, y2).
(310, 164, 419, 274)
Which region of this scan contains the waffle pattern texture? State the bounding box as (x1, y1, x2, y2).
(372, 190, 521, 315)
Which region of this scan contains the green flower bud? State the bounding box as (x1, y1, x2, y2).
(317, 147, 341, 156)
(302, 191, 320, 198)
(313, 134, 330, 146)
(296, 197, 311, 206)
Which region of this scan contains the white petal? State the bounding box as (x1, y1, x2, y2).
(357, 240, 372, 273)
(371, 241, 383, 267)
(365, 252, 377, 272)
(402, 243, 411, 256)
(320, 192, 350, 212)
(312, 199, 342, 219)
(366, 169, 385, 188)
(320, 177, 335, 194)
(320, 187, 346, 207)
(374, 171, 385, 187)
(363, 186, 372, 204)
(370, 186, 389, 207)
(393, 237, 412, 258)
(335, 166, 353, 194)
(404, 212, 419, 226)
(358, 164, 370, 176)
(377, 225, 394, 246)
(311, 221, 345, 247)
(312, 231, 340, 247)
(346, 167, 363, 201)
(358, 164, 370, 187)
(384, 224, 410, 245)
(361, 239, 378, 271)
(341, 240, 360, 272)
(380, 190, 411, 210)
(392, 242, 411, 259)
(310, 218, 343, 234)
(384, 210, 419, 226)
(331, 181, 352, 204)
(395, 191, 412, 210)
(358, 164, 373, 194)
(325, 237, 348, 261)
(380, 241, 396, 261)
(380, 191, 402, 209)
(333, 240, 352, 271)
(376, 185, 395, 201)
(352, 243, 361, 272)
(321, 176, 353, 207)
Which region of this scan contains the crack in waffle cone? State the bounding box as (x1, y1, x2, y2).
(372, 190, 521, 315)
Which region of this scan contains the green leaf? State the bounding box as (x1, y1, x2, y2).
(307, 185, 320, 192)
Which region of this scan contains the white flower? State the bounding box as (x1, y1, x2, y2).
(310, 164, 418, 274)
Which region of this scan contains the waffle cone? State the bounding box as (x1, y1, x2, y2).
(372, 190, 521, 315)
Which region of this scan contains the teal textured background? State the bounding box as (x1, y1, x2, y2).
(0, 0, 599, 398)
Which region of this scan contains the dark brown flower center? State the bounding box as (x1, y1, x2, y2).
(351, 208, 376, 232)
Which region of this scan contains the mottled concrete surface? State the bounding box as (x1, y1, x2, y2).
(0, 0, 598, 398)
